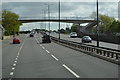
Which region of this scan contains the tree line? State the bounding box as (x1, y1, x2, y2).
(2, 10, 22, 36)
(91, 12, 120, 34)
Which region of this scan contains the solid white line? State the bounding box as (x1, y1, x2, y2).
(62, 64, 80, 78)
(51, 55, 59, 61)
(10, 72, 14, 76)
(46, 50, 50, 53)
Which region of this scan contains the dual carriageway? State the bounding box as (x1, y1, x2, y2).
(1, 17, 119, 79)
(2, 32, 119, 79)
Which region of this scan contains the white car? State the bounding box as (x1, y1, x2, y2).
(70, 32, 78, 38)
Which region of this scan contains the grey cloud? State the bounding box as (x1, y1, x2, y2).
(2, 2, 118, 19)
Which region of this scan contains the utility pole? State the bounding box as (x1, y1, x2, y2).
(42, 9, 46, 32)
(58, 0, 60, 39)
(44, 10, 46, 32)
(96, 0, 99, 47)
(45, 4, 53, 36)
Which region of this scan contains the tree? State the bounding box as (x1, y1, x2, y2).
(109, 20, 120, 33)
(71, 23, 79, 32)
(2, 10, 22, 35)
(90, 12, 115, 33)
(99, 14, 115, 33)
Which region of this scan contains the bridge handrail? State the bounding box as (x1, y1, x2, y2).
(18, 17, 95, 20)
(50, 36, 120, 65)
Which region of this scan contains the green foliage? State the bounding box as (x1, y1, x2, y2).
(99, 14, 115, 33)
(71, 23, 79, 32)
(2, 10, 22, 35)
(58, 28, 69, 34)
(90, 12, 117, 34)
(109, 20, 120, 33)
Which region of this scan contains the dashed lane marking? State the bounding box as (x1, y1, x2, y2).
(12, 67, 15, 70)
(35, 37, 80, 78)
(42, 46, 45, 49)
(62, 64, 80, 78)
(14, 61, 17, 63)
(13, 64, 16, 67)
(46, 50, 50, 53)
(51, 55, 59, 61)
(9, 38, 25, 78)
(15, 58, 18, 60)
(10, 72, 14, 76)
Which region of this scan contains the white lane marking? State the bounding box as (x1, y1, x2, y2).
(62, 64, 80, 78)
(10, 72, 14, 76)
(17, 52, 20, 55)
(14, 61, 17, 63)
(17, 41, 24, 57)
(35, 38, 39, 43)
(16, 55, 19, 58)
(13, 64, 16, 66)
(46, 50, 50, 53)
(15, 58, 18, 60)
(12, 67, 15, 70)
(42, 46, 45, 49)
(35, 38, 45, 50)
(51, 55, 59, 61)
(9, 38, 26, 77)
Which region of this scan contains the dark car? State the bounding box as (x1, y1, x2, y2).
(29, 33, 34, 37)
(82, 36, 92, 43)
(13, 38, 20, 44)
(42, 34, 51, 43)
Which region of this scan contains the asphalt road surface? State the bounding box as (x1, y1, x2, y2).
(50, 32, 119, 50)
(2, 33, 118, 78)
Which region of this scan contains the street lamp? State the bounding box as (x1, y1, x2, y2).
(45, 3, 53, 36)
(58, 0, 60, 39)
(96, 0, 99, 47)
(42, 9, 47, 31)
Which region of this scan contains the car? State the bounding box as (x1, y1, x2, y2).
(13, 38, 20, 44)
(70, 32, 77, 38)
(82, 36, 92, 43)
(42, 34, 51, 43)
(29, 33, 34, 37)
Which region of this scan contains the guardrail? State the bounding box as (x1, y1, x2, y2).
(18, 17, 94, 20)
(51, 36, 120, 65)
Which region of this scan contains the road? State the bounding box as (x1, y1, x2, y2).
(2, 33, 118, 78)
(50, 32, 119, 50)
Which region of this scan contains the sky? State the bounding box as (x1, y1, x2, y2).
(1, 0, 119, 31)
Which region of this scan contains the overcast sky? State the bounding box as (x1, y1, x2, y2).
(2, 1, 119, 31)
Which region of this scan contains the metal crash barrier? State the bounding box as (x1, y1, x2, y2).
(51, 36, 120, 65)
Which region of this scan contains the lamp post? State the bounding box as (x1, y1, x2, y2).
(42, 9, 46, 32)
(96, 0, 99, 47)
(58, 0, 60, 39)
(45, 4, 53, 36)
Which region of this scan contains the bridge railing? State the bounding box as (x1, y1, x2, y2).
(51, 36, 120, 65)
(18, 17, 95, 20)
